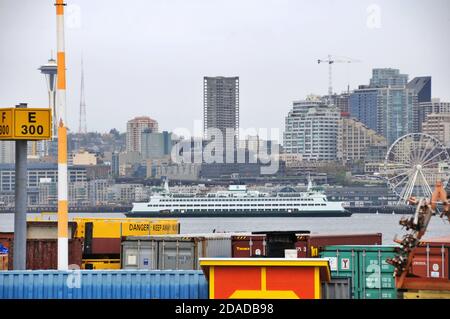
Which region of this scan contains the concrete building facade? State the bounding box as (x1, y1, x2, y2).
(337, 116, 387, 164)
(203, 76, 239, 150)
(126, 116, 159, 153)
(283, 98, 340, 161)
(422, 113, 450, 147)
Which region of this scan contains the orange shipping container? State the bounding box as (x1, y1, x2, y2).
(200, 258, 330, 299)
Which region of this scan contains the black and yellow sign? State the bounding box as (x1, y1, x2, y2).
(0, 108, 52, 140)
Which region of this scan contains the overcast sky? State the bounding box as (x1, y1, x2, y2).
(0, 0, 449, 137)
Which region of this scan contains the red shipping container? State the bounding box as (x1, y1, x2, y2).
(296, 233, 383, 257)
(410, 243, 450, 280)
(231, 235, 266, 257)
(6, 238, 83, 270)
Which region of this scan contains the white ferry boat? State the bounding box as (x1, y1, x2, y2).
(126, 180, 352, 217)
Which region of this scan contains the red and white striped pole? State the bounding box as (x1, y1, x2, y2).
(55, 0, 69, 270)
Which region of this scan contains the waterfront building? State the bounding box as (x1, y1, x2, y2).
(88, 179, 113, 205)
(416, 98, 450, 132)
(0, 163, 87, 192)
(283, 97, 340, 161)
(337, 115, 387, 164)
(422, 113, 450, 147)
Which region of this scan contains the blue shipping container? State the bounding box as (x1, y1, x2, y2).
(0, 270, 208, 299)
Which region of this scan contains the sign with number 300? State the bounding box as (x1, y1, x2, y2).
(0, 108, 51, 140)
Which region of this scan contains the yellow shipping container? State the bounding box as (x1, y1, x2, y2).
(82, 259, 121, 270)
(73, 217, 180, 239)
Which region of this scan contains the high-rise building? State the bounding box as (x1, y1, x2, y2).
(203, 76, 239, 150)
(377, 86, 417, 144)
(350, 68, 418, 145)
(422, 113, 450, 147)
(337, 115, 387, 164)
(111, 152, 120, 177)
(407, 76, 432, 132)
(407, 77, 431, 103)
(126, 116, 159, 153)
(141, 130, 172, 160)
(283, 97, 340, 161)
(349, 87, 379, 131)
(370, 68, 408, 87)
(0, 141, 15, 164)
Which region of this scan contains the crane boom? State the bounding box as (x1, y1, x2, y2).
(317, 55, 361, 101)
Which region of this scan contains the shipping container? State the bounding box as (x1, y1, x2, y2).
(122, 239, 158, 269)
(296, 233, 383, 257)
(321, 276, 352, 299)
(122, 234, 233, 270)
(202, 235, 232, 258)
(26, 221, 78, 239)
(410, 244, 449, 279)
(320, 245, 399, 299)
(253, 231, 309, 258)
(5, 238, 83, 270)
(0, 270, 208, 299)
(159, 238, 199, 270)
(74, 218, 180, 256)
(232, 235, 266, 258)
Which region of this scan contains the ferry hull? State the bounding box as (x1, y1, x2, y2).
(125, 209, 352, 218)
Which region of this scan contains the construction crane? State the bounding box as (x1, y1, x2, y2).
(387, 180, 450, 290)
(317, 55, 361, 100)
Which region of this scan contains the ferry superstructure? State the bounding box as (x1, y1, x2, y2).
(127, 181, 352, 218)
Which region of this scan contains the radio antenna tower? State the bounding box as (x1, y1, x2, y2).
(78, 57, 87, 134)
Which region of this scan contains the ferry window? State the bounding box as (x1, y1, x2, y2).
(301, 204, 307, 206)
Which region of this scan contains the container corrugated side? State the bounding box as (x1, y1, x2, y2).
(0, 270, 208, 299)
(321, 277, 352, 299)
(6, 238, 83, 270)
(202, 237, 232, 258)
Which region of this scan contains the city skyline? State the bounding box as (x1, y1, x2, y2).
(0, 0, 449, 134)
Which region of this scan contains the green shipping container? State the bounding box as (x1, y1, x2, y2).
(320, 245, 399, 299)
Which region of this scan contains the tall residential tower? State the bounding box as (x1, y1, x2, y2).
(126, 116, 159, 153)
(203, 76, 239, 149)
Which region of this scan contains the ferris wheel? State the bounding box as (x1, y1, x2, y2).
(383, 133, 450, 204)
